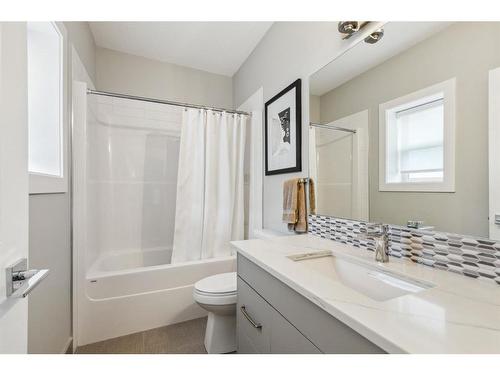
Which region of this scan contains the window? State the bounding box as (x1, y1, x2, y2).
(27, 22, 67, 193)
(379, 79, 456, 192)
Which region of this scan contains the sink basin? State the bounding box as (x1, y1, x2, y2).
(288, 251, 434, 301)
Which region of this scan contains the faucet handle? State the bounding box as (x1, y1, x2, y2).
(358, 223, 391, 263)
(357, 223, 389, 239)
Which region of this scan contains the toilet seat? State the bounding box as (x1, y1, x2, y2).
(193, 272, 237, 305)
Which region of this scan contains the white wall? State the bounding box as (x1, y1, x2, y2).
(72, 45, 95, 89)
(233, 22, 380, 232)
(64, 22, 96, 82)
(96, 47, 233, 109)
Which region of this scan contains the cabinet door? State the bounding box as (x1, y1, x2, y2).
(237, 277, 273, 353)
(237, 331, 260, 354)
(270, 309, 321, 354)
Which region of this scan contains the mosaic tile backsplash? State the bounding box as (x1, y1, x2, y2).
(308, 214, 500, 285)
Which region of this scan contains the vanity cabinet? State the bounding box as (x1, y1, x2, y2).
(237, 254, 385, 354)
(238, 275, 320, 353)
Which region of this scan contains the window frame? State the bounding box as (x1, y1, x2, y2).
(379, 78, 456, 192)
(28, 21, 68, 194)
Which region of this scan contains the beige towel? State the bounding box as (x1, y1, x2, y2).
(283, 178, 316, 233)
(294, 181, 308, 233)
(282, 178, 300, 225)
(309, 178, 316, 215)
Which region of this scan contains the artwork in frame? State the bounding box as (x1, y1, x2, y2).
(265, 79, 302, 175)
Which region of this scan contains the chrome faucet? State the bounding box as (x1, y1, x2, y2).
(358, 223, 390, 263)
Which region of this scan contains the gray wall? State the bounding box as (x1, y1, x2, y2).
(233, 22, 373, 232)
(319, 22, 500, 237)
(64, 22, 96, 83)
(28, 195, 72, 353)
(96, 47, 233, 108)
(28, 22, 96, 354)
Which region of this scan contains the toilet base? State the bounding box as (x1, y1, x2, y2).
(204, 311, 236, 354)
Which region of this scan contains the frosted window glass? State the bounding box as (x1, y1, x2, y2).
(386, 97, 445, 183)
(397, 100, 444, 176)
(27, 22, 62, 177)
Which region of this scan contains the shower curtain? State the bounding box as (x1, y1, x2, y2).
(171, 109, 247, 263)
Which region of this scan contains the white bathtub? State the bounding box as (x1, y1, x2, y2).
(88, 247, 173, 274)
(78, 248, 236, 346)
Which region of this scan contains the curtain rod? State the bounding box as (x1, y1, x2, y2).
(87, 89, 251, 116)
(309, 122, 357, 134)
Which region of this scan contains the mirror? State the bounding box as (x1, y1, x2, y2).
(309, 22, 500, 239)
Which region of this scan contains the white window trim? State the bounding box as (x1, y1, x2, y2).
(29, 22, 68, 194)
(379, 78, 456, 192)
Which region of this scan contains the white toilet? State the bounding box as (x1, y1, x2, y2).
(193, 272, 237, 353)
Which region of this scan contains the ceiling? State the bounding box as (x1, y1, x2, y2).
(89, 22, 273, 77)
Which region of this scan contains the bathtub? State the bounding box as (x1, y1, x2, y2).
(78, 247, 236, 346)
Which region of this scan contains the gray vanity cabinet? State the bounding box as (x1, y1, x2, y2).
(237, 254, 385, 354)
(237, 276, 320, 354)
(268, 308, 322, 353)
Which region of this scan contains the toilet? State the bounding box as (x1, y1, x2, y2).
(193, 272, 237, 354)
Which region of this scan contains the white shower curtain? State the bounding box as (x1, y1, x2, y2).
(171, 109, 247, 263)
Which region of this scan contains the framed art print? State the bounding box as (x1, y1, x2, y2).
(265, 79, 302, 175)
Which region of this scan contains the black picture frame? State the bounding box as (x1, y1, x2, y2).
(264, 79, 302, 175)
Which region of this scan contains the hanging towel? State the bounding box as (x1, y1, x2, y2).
(294, 181, 308, 233)
(282, 178, 317, 233)
(309, 178, 316, 215)
(282, 178, 300, 229)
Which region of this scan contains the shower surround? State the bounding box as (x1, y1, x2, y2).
(72, 83, 237, 346)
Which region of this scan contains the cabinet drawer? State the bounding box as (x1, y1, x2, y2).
(237, 277, 273, 353)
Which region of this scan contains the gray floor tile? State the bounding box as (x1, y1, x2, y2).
(77, 332, 144, 354)
(76, 317, 207, 354)
(143, 318, 207, 354)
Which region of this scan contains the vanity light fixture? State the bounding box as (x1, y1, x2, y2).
(338, 21, 360, 37)
(338, 21, 369, 39)
(364, 29, 384, 44)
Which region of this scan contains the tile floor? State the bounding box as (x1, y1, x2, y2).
(76, 317, 207, 354)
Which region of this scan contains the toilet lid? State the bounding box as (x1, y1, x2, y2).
(194, 272, 237, 295)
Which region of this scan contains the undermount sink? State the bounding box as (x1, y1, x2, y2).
(288, 251, 434, 301)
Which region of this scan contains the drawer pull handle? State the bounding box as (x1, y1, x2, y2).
(240, 305, 262, 330)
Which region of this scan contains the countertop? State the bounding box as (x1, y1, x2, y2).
(231, 234, 500, 353)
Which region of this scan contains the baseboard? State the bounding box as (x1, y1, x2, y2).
(61, 337, 73, 354)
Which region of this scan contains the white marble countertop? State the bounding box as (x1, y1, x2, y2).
(231, 234, 500, 354)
